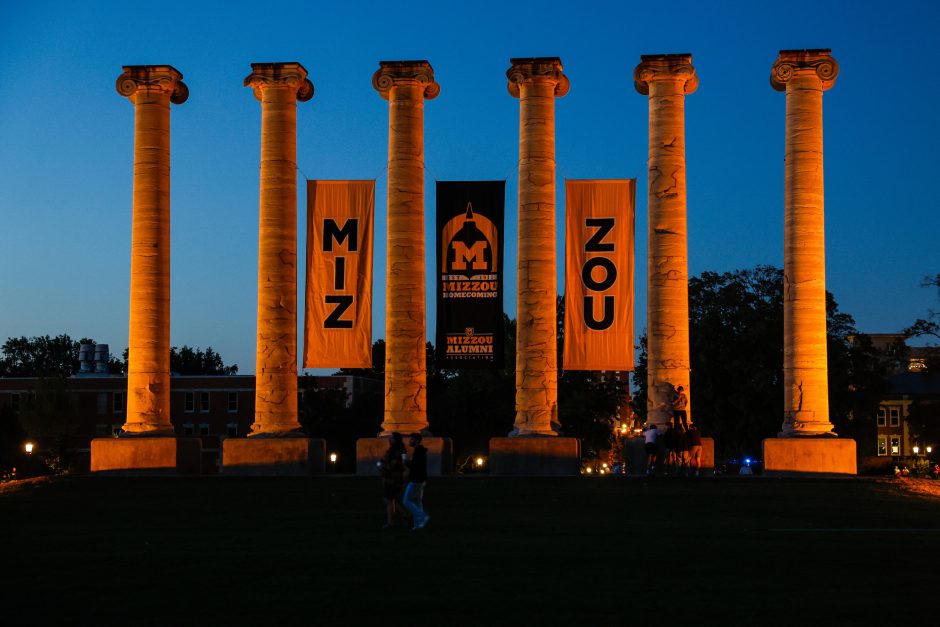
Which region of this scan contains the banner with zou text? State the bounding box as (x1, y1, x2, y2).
(563, 179, 635, 371)
(304, 180, 373, 368)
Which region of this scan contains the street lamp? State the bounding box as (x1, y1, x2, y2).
(329, 452, 338, 472)
(474, 456, 485, 468)
(927, 446, 933, 454)
(913, 446, 920, 456)
(24, 442, 34, 454)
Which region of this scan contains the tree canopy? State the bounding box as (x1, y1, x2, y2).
(634, 266, 895, 459)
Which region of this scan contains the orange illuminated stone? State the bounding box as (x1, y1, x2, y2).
(116, 65, 188, 435)
(506, 57, 569, 436)
(771, 49, 839, 436)
(634, 54, 697, 430)
(372, 61, 439, 435)
(244, 62, 314, 436)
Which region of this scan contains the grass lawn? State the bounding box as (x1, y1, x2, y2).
(2, 475, 938, 626)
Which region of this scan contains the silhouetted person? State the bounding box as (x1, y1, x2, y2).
(403, 433, 430, 530)
(672, 385, 688, 429)
(380, 432, 406, 529)
(644, 424, 659, 476)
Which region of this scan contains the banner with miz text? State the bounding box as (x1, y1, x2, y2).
(564, 179, 636, 371)
(304, 180, 374, 368)
(436, 181, 505, 369)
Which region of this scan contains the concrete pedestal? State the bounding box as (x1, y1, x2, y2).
(222, 437, 326, 476)
(763, 437, 856, 477)
(356, 437, 452, 476)
(91, 437, 202, 475)
(622, 436, 714, 476)
(489, 437, 580, 476)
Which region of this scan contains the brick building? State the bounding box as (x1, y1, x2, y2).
(0, 373, 375, 472)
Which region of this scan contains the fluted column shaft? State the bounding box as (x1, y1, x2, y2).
(117, 66, 187, 434)
(245, 62, 314, 435)
(772, 50, 839, 436)
(634, 55, 697, 430)
(373, 61, 439, 435)
(507, 58, 568, 436)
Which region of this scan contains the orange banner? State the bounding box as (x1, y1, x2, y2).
(563, 180, 636, 371)
(304, 180, 374, 368)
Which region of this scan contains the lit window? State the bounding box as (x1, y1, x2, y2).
(199, 392, 210, 413)
(184, 392, 195, 413)
(183, 423, 194, 436)
(876, 408, 886, 427)
(226, 423, 238, 437)
(890, 436, 901, 456)
(113, 392, 124, 413)
(877, 436, 887, 456)
(199, 423, 210, 436)
(96, 393, 107, 415)
(889, 408, 900, 427)
(228, 392, 238, 413)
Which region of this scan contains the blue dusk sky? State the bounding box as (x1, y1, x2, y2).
(1, 0, 938, 374)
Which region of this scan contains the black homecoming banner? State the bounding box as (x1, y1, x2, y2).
(436, 181, 505, 369)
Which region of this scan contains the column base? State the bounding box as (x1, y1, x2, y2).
(762, 437, 857, 477)
(489, 437, 580, 476)
(221, 437, 326, 476)
(622, 436, 714, 475)
(91, 437, 202, 475)
(356, 437, 453, 476)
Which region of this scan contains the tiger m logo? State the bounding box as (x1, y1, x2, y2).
(441, 203, 498, 277)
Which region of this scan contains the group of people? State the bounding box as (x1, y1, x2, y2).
(644, 422, 704, 476)
(643, 384, 703, 476)
(379, 432, 430, 531)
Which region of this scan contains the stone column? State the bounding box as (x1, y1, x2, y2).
(372, 61, 439, 436)
(244, 63, 314, 436)
(771, 49, 839, 436)
(506, 57, 569, 437)
(634, 54, 697, 430)
(116, 65, 188, 434)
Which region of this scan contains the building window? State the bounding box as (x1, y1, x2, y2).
(877, 436, 887, 456)
(97, 393, 108, 415)
(228, 392, 238, 413)
(113, 392, 124, 413)
(889, 408, 900, 427)
(890, 436, 901, 456)
(10, 393, 20, 412)
(184, 392, 195, 413)
(877, 408, 886, 427)
(199, 392, 210, 413)
(183, 423, 194, 436)
(96, 424, 110, 436)
(226, 423, 238, 437)
(199, 423, 210, 436)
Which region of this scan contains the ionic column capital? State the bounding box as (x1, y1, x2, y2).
(116, 65, 188, 104)
(506, 57, 569, 98)
(633, 54, 697, 95)
(771, 49, 839, 92)
(244, 62, 314, 102)
(372, 60, 440, 100)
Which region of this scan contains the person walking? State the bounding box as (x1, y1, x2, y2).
(403, 433, 430, 530)
(687, 423, 703, 476)
(379, 432, 407, 529)
(644, 424, 659, 476)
